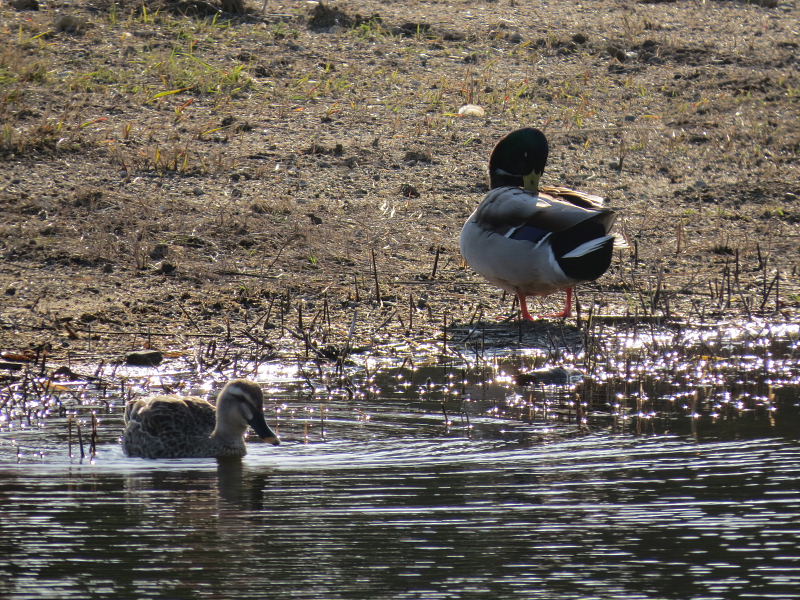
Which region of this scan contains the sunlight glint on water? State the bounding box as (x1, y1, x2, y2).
(0, 319, 799, 599)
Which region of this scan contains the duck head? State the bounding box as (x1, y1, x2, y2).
(488, 127, 549, 192)
(214, 379, 281, 446)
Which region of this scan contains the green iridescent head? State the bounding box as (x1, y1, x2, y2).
(488, 127, 549, 192)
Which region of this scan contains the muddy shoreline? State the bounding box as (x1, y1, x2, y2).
(1, 0, 798, 365)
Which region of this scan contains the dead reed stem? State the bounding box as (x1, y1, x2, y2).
(371, 249, 381, 306)
(431, 246, 441, 279)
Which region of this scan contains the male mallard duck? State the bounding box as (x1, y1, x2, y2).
(460, 127, 616, 320)
(122, 379, 280, 459)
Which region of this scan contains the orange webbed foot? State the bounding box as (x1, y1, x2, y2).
(539, 288, 573, 319)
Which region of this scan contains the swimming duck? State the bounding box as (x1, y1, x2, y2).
(460, 127, 616, 320)
(122, 379, 280, 459)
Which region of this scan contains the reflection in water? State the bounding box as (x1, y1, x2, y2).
(1, 432, 799, 599)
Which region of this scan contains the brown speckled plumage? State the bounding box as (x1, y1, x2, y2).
(122, 379, 280, 459)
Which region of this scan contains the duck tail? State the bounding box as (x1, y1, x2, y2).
(562, 234, 615, 258)
(557, 234, 615, 281)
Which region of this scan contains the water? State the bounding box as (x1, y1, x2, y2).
(1, 320, 799, 599)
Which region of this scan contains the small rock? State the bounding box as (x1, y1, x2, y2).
(607, 45, 627, 62)
(403, 150, 432, 164)
(307, 3, 354, 31)
(55, 14, 88, 34)
(126, 350, 163, 367)
(11, 0, 39, 10)
(457, 104, 485, 117)
(400, 183, 420, 198)
(149, 244, 169, 261)
(154, 261, 176, 275)
(52, 365, 85, 380)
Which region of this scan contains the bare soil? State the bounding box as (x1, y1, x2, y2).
(1, 0, 799, 364)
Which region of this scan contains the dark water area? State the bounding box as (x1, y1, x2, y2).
(1, 319, 799, 599)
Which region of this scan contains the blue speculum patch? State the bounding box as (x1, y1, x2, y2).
(508, 224, 550, 244)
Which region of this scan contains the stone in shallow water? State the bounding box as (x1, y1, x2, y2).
(515, 367, 585, 386)
(126, 350, 163, 367)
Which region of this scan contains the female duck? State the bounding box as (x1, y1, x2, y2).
(122, 379, 280, 459)
(460, 127, 616, 320)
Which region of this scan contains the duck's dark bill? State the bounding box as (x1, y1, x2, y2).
(248, 413, 281, 445)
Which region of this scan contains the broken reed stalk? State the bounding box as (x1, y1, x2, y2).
(297, 301, 304, 333)
(68, 414, 73, 458)
(461, 400, 471, 432)
(430, 246, 441, 279)
(408, 293, 414, 333)
(336, 309, 358, 375)
(90, 412, 97, 457)
(38, 346, 47, 378)
(371, 249, 381, 305)
(442, 312, 448, 355)
(760, 270, 780, 313)
(77, 421, 85, 459)
(178, 301, 202, 332)
(263, 294, 276, 331)
(466, 302, 482, 326)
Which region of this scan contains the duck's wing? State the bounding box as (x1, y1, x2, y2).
(541, 186, 631, 249)
(471, 186, 615, 237)
(125, 396, 215, 438)
(539, 185, 605, 209)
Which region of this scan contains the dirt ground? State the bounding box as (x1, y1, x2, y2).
(1, 0, 798, 364)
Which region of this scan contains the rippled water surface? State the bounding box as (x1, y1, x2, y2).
(1, 320, 799, 599)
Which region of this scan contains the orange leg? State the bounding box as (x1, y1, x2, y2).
(517, 291, 535, 321)
(540, 287, 573, 319)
